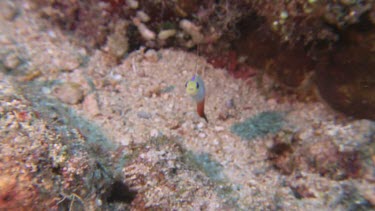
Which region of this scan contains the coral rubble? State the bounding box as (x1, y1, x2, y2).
(30, 0, 375, 119)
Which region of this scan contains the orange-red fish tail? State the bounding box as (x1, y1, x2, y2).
(197, 100, 208, 123)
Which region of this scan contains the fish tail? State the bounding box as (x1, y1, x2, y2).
(202, 114, 208, 123)
(197, 99, 208, 123)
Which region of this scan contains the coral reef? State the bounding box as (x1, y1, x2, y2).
(316, 22, 375, 119)
(268, 123, 373, 181)
(0, 1, 374, 209)
(250, 0, 374, 44)
(0, 78, 125, 210)
(29, 0, 375, 119)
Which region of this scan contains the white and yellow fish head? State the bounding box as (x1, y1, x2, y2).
(185, 74, 205, 102)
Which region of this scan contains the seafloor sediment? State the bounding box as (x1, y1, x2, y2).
(0, 1, 374, 210)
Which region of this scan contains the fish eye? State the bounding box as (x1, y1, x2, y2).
(196, 82, 199, 89)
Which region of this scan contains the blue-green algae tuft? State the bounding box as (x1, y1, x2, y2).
(185, 151, 226, 182)
(230, 111, 284, 140)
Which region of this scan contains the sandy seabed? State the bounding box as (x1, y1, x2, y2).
(0, 0, 374, 210)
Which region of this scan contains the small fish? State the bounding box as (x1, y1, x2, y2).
(186, 74, 208, 122)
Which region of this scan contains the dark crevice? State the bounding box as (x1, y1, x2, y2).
(106, 181, 137, 204)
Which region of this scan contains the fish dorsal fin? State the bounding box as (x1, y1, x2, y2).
(194, 45, 205, 76)
(194, 53, 198, 75)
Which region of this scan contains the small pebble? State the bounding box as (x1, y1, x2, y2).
(158, 29, 177, 40)
(363, 187, 375, 206)
(198, 133, 206, 138)
(0, 35, 12, 45)
(296, 129, 311, 141)
(83, 93, 100, 116)
(267, 98, 277, 106)
(212, 139, 219, 145)
(47, 30, 56, 38)
(96, 199, 102, 207)
(144, 49, 159, 62)
(106, 32, 128, 59)
(137, 111, 152, 119)
(218, 111, 230, 121)
(226, 98, 235, 109)
(41, 86, 52, 94)
(340, 0, 355, 6)
(179, 19, 204, 44)
(134, 19, 155, 41)
(111, 74, 122, 81)
(57, 58, 81, 72)
(126, 0, 139, 9)
(3, 53, 20, 69)
(18, 70, 42, 82)
(280, 11, 289, 20)
(136, 10, 150, 22)
(197, 122, 205, 129)
(162, 93, 170, 100)
(214, 126, 224, 132)
(168, 120, 180, 130)
(120, 138, 131, 146)
(53, 82, 84, 105)
(0, 1, 18, 21)
(150, 129, 159, 137)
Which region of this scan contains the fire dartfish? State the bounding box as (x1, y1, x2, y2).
(185, 74, 208, 122)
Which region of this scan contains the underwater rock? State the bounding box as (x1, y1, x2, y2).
(83, 93, 100, 116)
(3, 52, 20, 70)
(289, 184, 315, 199)
(122, 136, 224, 210)
(225, 98, 235, 109)
(316, 26, 375, 120)
(328, 183, 373, 210)
(179, 19, 204, 45)
(104, 20, 129, 60)
(0, 0, 18, 21)
(234, 18, 315, 89)
(53, 82, 84, 105)
(126, 0, 139, 9)
(268, 135, 364, 180)
(158, 29, 177, 41)
(137, 111, 152, 119)
(32, 0, 374, 119)
(305, 140, 363, 180)
(235, 10, 374, 119)
(0, 175, 38, 209)
(144, 49, 159, 62)
(133, 18, 155, 41)
(268, 141, 294, 175)
(136, 10, 150, 22)
(0, 79, 120, 210)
